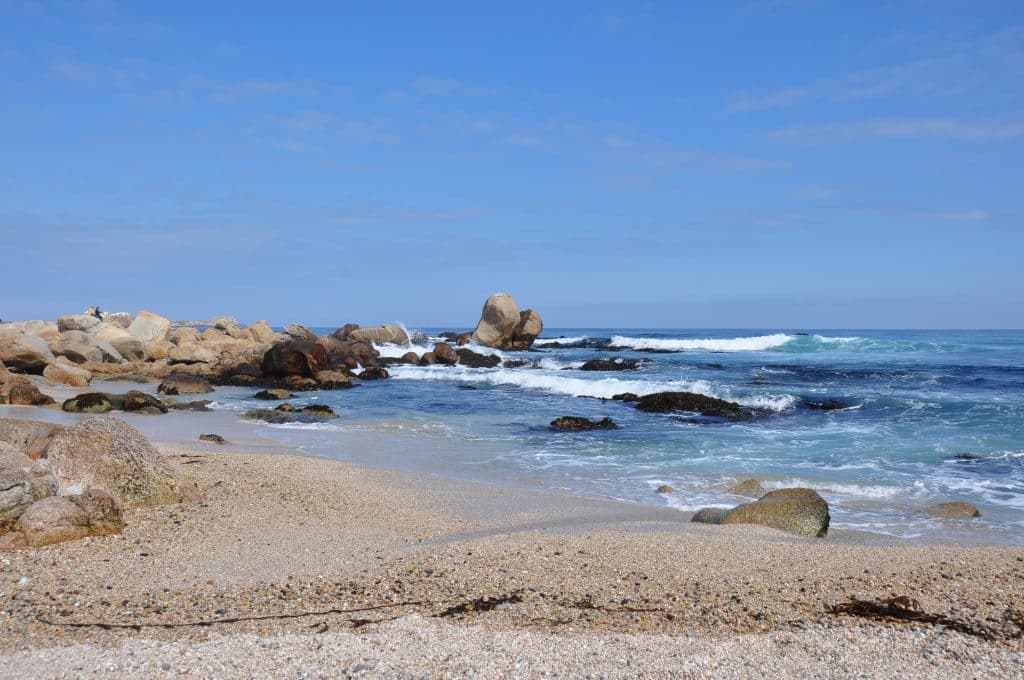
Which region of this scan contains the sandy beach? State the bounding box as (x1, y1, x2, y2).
(1, 410, 1022, 678)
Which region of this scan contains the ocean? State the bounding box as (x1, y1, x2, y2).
(208, 329, 1024, 545)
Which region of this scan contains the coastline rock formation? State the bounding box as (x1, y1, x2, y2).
(551, 416, 619, 431)
(635, 392, 747, 419)
(691, 488, 830, 538)
(471, 293, 544, 350)
(0, 416, 197, 549)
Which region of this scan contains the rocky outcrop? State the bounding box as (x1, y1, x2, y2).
(635, 392, 746, 419)
(56, 314, 105, 334)
(95, 326, 147, 361)
(0, 332, 55, 374)
(509, 309, 543, 349)
(433, 342, 458, 366)
(471, 293, 521, 349)
(455, 348, 501, 368)
(44, 417, 199, 507)
(283, 324, 318, 343)
(358, 366, 389, 380)
(262, 340, 328, 379)
(128, 311, 171, 344)
(349, 324, 409, 346)
(247, 320, 277, 344)
(43, 361, 91, 388)
(580, 359, 638, 372)
(157, 374, 214, 395)
(550, 416, 618, 431)
(692, 488, 830, 538)
(925, 501, 980, 518)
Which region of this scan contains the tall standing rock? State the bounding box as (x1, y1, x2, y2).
(470, 293, 544, 350)
(471, 293, 522, 348)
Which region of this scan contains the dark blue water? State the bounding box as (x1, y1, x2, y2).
(213, 329, 1024, 544)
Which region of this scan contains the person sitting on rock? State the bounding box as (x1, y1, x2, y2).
(91, 306, 103, 320)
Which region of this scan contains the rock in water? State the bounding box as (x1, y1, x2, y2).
(262, 340, 328, 379)
(157, 374, 214, 395)
(656, 485, 674, 494)
(550, 416, 619, 431)
(62, 392, 115, 413)
(199, 434, 226, 445)
(635, 391, 746, 419)
(471, 293, 521, 349)
(925, 501, 981, 518)
(433, 342, 458, 365)
(455, 348, 501, 368)
(254, 388, 293, 400)
(729, 478, 765, 497)
(692, 488, 830, 538)
(358, 366, 389, 380)
(44, 416, 199, 507)
(121, 390, 168, 415)
(580, 359, 639, 372)
(510, 309, 543, 349)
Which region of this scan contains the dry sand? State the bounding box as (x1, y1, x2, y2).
(0, 433, 1022, 677)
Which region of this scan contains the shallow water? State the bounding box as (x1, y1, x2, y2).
(163, 329, 1024, 544)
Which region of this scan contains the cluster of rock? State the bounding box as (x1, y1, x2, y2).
(0, 417, 198, 549)
(470, 293, 543, 349)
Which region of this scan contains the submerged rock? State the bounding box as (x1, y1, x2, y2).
(62, 392, 115, 414)
(729, 478, 765, 497)
(243, 408, 335, 425)
(925, 501, 981, 518)
(199, 434, 227, 445)
(692, 488, 830, 538)
(164, 399, 212, 412)
(656, 485, 674, 494)
(801, 398, 851, 411)
(254, 388, 293, 400)
(455, 348, 501, 368)
(550, 416, 619, 431)
(120, 390, 168, 415)
(635, 392, 746, 419)
(611, 392, 639, 402)
(580, 359, 638, 372)
(157, 374, 214, 395)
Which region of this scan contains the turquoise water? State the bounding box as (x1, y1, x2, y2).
(214, 329, 1024, 544)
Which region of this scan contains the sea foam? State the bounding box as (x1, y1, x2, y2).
(610, 333, 793, 352)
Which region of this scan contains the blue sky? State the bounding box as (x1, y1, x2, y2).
(1, 1, 1022, 328)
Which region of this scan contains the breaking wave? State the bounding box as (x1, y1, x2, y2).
(610, 333, 794, 352)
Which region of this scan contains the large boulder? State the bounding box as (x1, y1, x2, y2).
(455, 348, 501, 368)
(169, 327, 202, 345)
(925, 501, 981, 518)
(0, 333, 55, 374)
(283, 324, 318, 343)
(433, 342, 458, 366)
(7, 384, 56, 406)
(247, 320, 277, 344)
(48, 331, 122, 364)
(471, 293, 521, 349)
(94, 326, 147, 361)
(121, 390, 168, 415)
(157, 374, 214, 395)
(43, 361, 92, 388)
(62, 393, 115, 413)
(146, 339, 173, 360)
(692, 488, 830, 538)
(44, 416, 199, 507)
(262, 340, 328, 379)
(315, 370, 353, 389)
(349, 324, 410, 346)
(56, 314, 105, 334)
(167, 342, 218, 365)
(128, 311, 171, 344)
(635, 392, 746, 419)
(17, 490, 123, 547)
(509, 309, 543, 349)
(1, 443, 58, 532)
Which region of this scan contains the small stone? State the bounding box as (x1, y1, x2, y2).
(656, 485, 674, 494)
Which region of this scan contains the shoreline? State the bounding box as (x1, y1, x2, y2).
(0, 431, 1021, 675)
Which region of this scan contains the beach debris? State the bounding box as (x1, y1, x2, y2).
(925, 501, 981, 518)
(829, 595, 1024, 642)
(436, 591, 525, 618)
(550, 416, 619, 431)
(692, 488, 830, 538)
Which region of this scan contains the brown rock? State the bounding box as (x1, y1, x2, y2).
(121, 390, 168, 415)
(43, 361, 92, 388)
(433, 342, 458, 365)
(254, 388, 293, 400)
(656, 485, 675, 494)
(510, 309, 544, 349)
(471, 293, 521, 349)
(18, 496, 91, 546)
(400, 351, 419, 364)
(925, 501, 981, 518)
(419, 352, 437, 366)
(62, 393, 114, 413)
(694, 488, 831, 538)
(283, 376, 319, 391)
(167, 342, 218, 365)
(0, 333, 56, 374)
(262, 340, 328, 379)
(358, 366, 389, 380)
(283, 324, 318, 343)
(169, 327, 202, 345)
(128, 311, 171, 344)
(7, 384, 56, 406)
(315, 371, 353, 389)
(729, 478, 765, 497)
(157, 374, 214, 395)
(247, 320, 277, 344)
